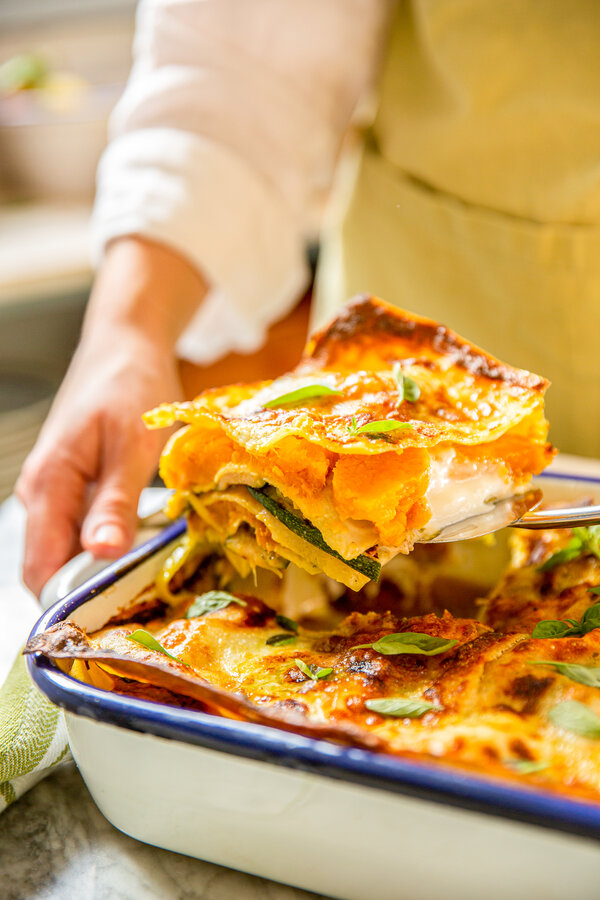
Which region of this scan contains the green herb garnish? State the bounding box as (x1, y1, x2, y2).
(539, 526, 600, 572)
(127, 629, 184, 664)
(294, 659, 332, 681)
(353, 632, 458, 656)
(548, 701, 600, 739)
(266, 633, 297, 647)
(392, 363, 420, 403)
(590, 586, 600, 596)
(275, 614, 299, 633)
(581, 604, 600, 631)
(530, 660, 600, 688)
(365, 698, 442, 718)
(531, 603, 600, 639)
(248, 486, 381, 582)
(263, 384, 341, 408)
(346, 417, 412, 438)
(505, 759, 549, 775)
(531, 619, 581, 639)
(186, 591, 247, 618)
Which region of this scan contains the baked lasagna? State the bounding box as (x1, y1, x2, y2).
(27, 523, 600, 801)
(27, 297, 600, 801)
(144, 297, 554, 592)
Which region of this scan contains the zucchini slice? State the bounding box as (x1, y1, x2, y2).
(248, 486, 381, 582)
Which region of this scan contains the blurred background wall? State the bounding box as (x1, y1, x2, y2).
(0, 0, 136, 500)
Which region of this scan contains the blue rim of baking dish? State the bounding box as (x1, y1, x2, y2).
(26, 470, 600, 842)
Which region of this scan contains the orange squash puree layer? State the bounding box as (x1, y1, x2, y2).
(331, 449, 431, 546)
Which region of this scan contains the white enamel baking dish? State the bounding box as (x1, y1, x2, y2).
(27, 465, 600, 900)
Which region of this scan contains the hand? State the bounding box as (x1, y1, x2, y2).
(16, 237, 207, 596)
(16, 334, 180, 595)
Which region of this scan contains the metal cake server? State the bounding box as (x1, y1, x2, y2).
(424, 490, 600, 543)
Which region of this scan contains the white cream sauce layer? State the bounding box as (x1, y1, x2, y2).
(423, 448, 515, 539)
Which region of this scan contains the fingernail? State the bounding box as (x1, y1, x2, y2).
(91, 524, 127, 548)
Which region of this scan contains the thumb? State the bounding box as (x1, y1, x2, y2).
(17, 453, 89, 596)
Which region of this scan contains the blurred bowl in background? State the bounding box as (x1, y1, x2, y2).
(0, 80, 121, 202)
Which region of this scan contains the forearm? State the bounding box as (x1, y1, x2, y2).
(82, 236, 209, 354)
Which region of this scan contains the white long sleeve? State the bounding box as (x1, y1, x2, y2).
(91, 0, 389, 363)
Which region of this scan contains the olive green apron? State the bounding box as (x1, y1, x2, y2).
(315, 1, 600, 456)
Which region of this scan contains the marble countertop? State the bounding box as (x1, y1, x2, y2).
(0, 497, 324, 900)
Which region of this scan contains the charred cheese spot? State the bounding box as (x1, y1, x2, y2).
(481, 745, 501, 762)
(234, 597, 277, 629)
(267, 699, 309, 717)
(506, 674, 555, 715)
(509, 738, 535, 761)
(305, 296, 548, 391)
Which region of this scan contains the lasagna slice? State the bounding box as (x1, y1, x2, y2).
(145, 296, 554, 592)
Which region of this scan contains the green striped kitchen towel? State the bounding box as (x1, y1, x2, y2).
(0, 652, 70, 811)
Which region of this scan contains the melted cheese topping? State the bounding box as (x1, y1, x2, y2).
(423, 448, 515, 537)
(81, 582, 600, 803)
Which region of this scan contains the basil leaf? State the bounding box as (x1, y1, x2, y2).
(248, 487, 381, 582)
(275, 614, 298, 633)
(266, 633, 297, 647)
(540, 527, 600, 572)
(580, 603, 600, 634)
(353, 632, 458, 656)
(365, 698, 442, 718)
(346, 416, 412, 438)
(539, 537, 584, 572)
(531, 620, 580, 639)
(590, 586, 600, 596)
(294, 659, 332, 680)
(530, 660, 600, 688)
(505, 759, 549, 775)
(186, 591, 246, 618)
(404, 378, 420, 402)
(393, 363, 420, 403)
(531, 603, 600, 639)
(548, 701, 600, 739)
(315, 667, 333, 680)
(127, 629, 184, 664)
(295, 658, 313, 678)
(574, 525, 600, 561)
(263, 384, 341, 408)
(353, 419, 412, 436)
(393, 363, 405, 403)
